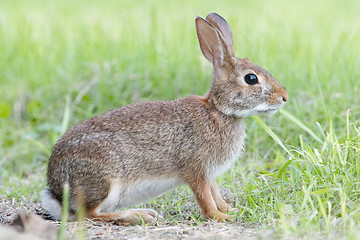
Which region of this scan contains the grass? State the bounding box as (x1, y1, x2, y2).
(0, 0, 360, 238)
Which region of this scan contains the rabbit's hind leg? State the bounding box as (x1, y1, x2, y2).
(88, 208, 158, 225)
(86, 179, 158, 225)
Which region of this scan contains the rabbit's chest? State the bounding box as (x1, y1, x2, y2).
(212, 141, 245, 178)
(207, 123, 246, 179)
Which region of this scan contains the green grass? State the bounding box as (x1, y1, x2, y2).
(1, 0, 360, 238)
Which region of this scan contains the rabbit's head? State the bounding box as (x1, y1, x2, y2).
(196, 13, 288, 118)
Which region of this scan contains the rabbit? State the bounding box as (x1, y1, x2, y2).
(41, 12, 288, 225)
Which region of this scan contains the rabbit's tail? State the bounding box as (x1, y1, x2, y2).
(41, 189, 64, 220)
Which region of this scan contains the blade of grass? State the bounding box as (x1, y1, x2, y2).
(277, 159, 295, 179)
(59, 183, 70, 240)
(253, 115, 292, 157)
(312, 64, 329, 119)
(76, 191, 87, 240)
(61, 95, 71, 135)
(316, 195, 330, 231)
(346, 109, 350, 140)
(280, 109, 324, 144)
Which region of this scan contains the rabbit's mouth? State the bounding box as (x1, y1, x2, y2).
(258, 108, 277, 113)
(253, 102, 284, 115)
(223, 103, 281, 118)
(257, 108, 278, 115)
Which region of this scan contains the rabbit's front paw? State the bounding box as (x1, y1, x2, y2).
(213, 211, 231, 222)
(217, 203, 233, 213)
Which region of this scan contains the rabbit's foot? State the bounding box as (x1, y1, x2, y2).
(217, 202, 233, 213)
(88, 209, 158, 225)
(190, 178, 232, 223)
(213, 211, 231, 222)
(120, 209, 158, 225)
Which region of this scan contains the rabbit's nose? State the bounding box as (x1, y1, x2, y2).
(280, 88, 288, 102)
(282, 95, 288, 102)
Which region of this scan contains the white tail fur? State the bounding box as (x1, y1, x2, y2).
(41, 189, 63, 220)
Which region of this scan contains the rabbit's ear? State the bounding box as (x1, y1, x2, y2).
(206, 13, 235, 56)
(195, 17, 231, 67)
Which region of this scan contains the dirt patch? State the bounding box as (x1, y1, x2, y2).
(64, 220, 256, 239)
(0, 198, 258, 239)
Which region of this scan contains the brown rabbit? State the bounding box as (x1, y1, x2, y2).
(42, 13, 288, 225)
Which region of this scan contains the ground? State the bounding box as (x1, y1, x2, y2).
(0, 198, 258, 240)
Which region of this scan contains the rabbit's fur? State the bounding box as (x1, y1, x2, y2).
(42, 13, 288, 225)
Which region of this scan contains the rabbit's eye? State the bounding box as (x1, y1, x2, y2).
(244, 74, 258, 85)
